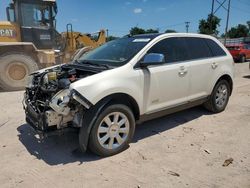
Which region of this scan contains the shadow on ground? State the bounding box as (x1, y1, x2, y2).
(243, 75, 250, 79)
(17, 106, 212, 165)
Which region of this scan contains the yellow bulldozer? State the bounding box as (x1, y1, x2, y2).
(0, 0, 106, 91)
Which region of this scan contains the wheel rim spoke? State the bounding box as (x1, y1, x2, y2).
(118, 118, 126, 127)
(108, 137, 114, 149)
(113, 113, 119, 124)
(100, 134, 109, 144)
(119, 127, 129, 134)
(104, 116, 112, 127)
(98, 126, 109, 133)
(115, 134, 124, 145)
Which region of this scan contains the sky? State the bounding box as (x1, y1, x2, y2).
(0, 0, 249, 37)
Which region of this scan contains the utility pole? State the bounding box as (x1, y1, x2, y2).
(210, 0, 215, 33)
(210, 0, 231, 42)
(224, 0, 231, 44)
(185, 22, 190, 33)
(106, 29, 109, 38)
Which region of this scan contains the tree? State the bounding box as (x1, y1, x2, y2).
(145, 29, 159, 34)
(198, 14, 221, 36)
(130, 27, 146, 35)
(227, 24, 249, 38)
(129, 27, 159, 35)
(165, 29, 177, 33)
(247, 21, 250, 31)
(107, 36, 119, 41)
(220, 33, 225, 38)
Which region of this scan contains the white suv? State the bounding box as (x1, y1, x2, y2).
(24, 33, 234, 156)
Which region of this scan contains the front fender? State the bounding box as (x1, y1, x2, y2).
(70, 65, 143, 114)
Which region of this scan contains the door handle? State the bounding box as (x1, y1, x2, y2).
(211, 62, 218, 69)
(178, 66, 188, 76)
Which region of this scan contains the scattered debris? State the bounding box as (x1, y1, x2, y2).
(222, 158, 234, 167)
(203, 135, 206, 141)
(182, 127, 194, 133)
(138, 152, 147, 160)
(0, 120, 9, 128)
(204, 149, 211, 154)
(206, 162, 213, 166)
(168, 171, 180, 177)
(137, 185, 141, 188)
(152, 130, 161, 135)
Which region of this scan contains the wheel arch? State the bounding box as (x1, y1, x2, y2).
(93, 93, 140, 121)
(215, 74, 233, 95)
(78, 92, 140, 153)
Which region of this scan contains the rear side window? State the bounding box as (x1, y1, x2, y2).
(205, 39, 227, 57)
(147, 37, 189, 63)
(185, 37, 212, 60)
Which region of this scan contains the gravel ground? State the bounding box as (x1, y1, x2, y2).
(0, 63, 249, 188)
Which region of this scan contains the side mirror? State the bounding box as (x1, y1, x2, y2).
(141, 53, 165, 67)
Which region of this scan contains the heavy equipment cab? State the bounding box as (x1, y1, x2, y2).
(0, 0, 106, 91)
(6, 0, 57, 49)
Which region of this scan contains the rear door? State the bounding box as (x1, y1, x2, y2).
(187, 38, 228, 101)
(184, 37, 214, 100)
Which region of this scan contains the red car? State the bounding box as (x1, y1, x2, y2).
(226, 44, 250, 63)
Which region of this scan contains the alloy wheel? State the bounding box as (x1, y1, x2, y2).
(215, 84, 228, 108)
(97, 112, 130, 150)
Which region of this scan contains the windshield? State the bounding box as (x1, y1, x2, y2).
(21, 3, 51, 27)
(78, 37, 151, 67)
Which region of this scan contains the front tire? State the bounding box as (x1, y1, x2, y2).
(0, 53, 39, 91)
(87, 104, 135, 157)
(204, 80, 230, 113)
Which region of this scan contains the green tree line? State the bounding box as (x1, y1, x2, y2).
(107, 17, 250, 41)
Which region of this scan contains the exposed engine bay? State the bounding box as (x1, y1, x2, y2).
(23, 63, 104, 133)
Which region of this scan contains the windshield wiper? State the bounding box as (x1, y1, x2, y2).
(75, 60, 111, 69)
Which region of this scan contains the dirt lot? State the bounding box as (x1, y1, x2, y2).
(0, 63, 249, 188)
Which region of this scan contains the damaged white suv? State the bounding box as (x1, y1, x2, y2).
(24, 33, 234, 156)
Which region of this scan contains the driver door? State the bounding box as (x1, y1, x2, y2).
(142, 37, 190, 114)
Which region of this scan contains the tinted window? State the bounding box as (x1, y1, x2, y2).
(205, 39, 226, 57)
(147, 37, 189, 63)
(185, 37, 212, 60)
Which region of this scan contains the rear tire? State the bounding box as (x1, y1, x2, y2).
(86, 104, 135, 157)
(0, 53, 39, 91)
(239, 55, 246, 63)
(204, 80, 230, 113)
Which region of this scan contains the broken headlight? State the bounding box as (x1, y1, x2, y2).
(49, 89, 71, 115)
(26, 75, 34, 88)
